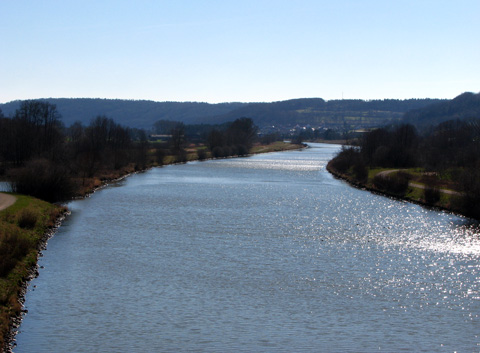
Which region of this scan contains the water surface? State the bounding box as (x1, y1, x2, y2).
(14, 144, 480, 352)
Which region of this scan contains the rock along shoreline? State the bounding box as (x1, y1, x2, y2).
(4, 209, 69, 353)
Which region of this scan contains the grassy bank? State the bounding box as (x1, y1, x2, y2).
(326, 162, 467, 217)
(0, 194, 66, 351)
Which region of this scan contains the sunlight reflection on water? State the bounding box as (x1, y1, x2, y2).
(14, 143, 480, 353)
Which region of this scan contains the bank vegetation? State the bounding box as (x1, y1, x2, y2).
(0, 195, 65, 351)
(327, 120, 480, 220)
(0, 101, 304, 350)
(0, 100, 301, 202)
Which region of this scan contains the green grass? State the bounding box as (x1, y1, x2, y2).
(367, 167, 460, 210)
(405, 185, 424, 200)
(367, 168, 390, 182)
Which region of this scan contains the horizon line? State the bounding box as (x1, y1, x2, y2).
(0, 95, 456, 106)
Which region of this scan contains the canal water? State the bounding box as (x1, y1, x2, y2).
(13, 144, 480, 352)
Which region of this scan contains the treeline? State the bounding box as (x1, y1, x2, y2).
(0, 101, 153, 201)
(291, 128, 346, 144)
(206, 118, 258, 157)
(153, 117, 260, 158)
(328, 119, 480, 219)
(0, 101, 265, 202)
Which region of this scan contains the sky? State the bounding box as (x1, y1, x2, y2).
(1, 0, 479, 104)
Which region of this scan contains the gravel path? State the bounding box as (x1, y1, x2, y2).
(0, 192, 17, 210)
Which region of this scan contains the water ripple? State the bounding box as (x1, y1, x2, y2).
(14, 143, 480, 353)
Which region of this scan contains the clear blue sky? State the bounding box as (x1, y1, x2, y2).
(1, 0, 479, 103)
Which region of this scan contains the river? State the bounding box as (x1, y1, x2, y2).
(13, 143, 480, 352)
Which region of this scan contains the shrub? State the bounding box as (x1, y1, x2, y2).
(458, 167, 480, 219)
(197, 148, 207, 161)
(372, 145, 390, 167)
(0, 229, 32, 277)
(17, 209, 37, 229)
(222, 146, 232, 157)
(9, 159, 75, 202)
(373, 171, 411, 196)
(236, 144, 249, 156)
(211, 146, 223, 158)
(174, 151, 188, 164)
(353, 160, 368, 183)
(329, 146, 362, 174)
(228, 145, 238, 156)
(424, 186, 441, 205)
(155, 148, 165, 166)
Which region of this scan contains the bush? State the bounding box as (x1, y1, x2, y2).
(222, 146, 232, 157)
(174, 151, 188, 164)
(9, 159, 75, 202)
(197, 148, 207, 161)
(329, 146, 362, 174)
(236, 144, 249, 156)
(155, 148, 165, 166)
(373, 171, 411, 196)
(17, 209, 37, 229)
(212, 146, 235, 158)
(0, 229, 32, 277)
(424, 186, 441, 205)
(353, 160, 368, 183)
(458, 167, 480, 219)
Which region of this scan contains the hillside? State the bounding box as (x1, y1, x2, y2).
(0, 99, 247, 129)
(1, 97, 441, 131)
(205, 98, 441, 130)
(403, 92, 480, 128)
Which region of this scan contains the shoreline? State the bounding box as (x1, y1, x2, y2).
(3, 141, 305, 352)
(77, 142, 306, 198)
(326, 162, 474, 222)
(1, 195, 68, 353)
(4, 210, 69, 353)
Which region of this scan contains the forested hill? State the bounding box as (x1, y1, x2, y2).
(0, 99, 247, 128)
(0, 97, 441, 130)
(403, 92, 480, 128)
(204, 98, 441, 129)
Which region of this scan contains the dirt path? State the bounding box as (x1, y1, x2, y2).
(375, 170, 462, 195)
(376, 169, 400, 177)
(408, 182, 461, 195)
(0, 192, 17, 211)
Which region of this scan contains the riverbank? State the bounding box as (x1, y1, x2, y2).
(75, 141, 305, 198)
(326, 162, 471, 220)
(0, 195, 67, 353)
(1, 140, 304, 352)
(11, 142, 479, 352)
